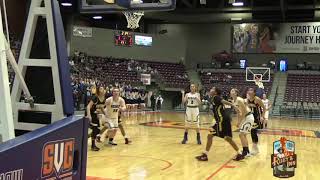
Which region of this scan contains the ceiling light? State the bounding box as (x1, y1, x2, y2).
(61, 2, 72, 6)
(231, 17, 242, 21)
(232, 2, 244, 6)
(93, 16, 103, 20)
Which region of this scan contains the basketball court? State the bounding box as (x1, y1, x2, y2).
(86, 112, 320, 180)
(1, 0, 320, 180)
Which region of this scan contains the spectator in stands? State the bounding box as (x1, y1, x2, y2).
(226, 74, 232, 84)
(210, 76, 219, 83)
(73, 89, 81, 110)
(74, 50, 80, 57)
(69, 58, 75, 66)
(223, 74, 232, 84)
(136, 65, 142, 72)
(128, 63, 133, 71)
(151, 92, 156, 111)
(154, 69, 158, 75)
(85, 85, 92, 106)
(68, 51, 189, 108)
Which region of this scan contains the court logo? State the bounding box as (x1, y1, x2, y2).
(41, 138, 75, 179)
(271, 137, 297, 178)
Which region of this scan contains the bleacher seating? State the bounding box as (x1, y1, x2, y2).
(280, 72, 320, 119)
(7, 33, 21, 85)
(146, 61, 189, 88)
(200, 70, 273, 96)
(284, 73, 320, 103)
(71, 53, 189, 88)
(71, 55, 139, 85)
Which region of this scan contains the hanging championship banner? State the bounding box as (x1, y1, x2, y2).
(232, 22, 320, 53)
(73, 26, 93, 38)
(141, 74, 151, 85)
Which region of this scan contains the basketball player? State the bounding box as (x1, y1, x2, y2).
(86, 86, 106, 151)
(102, 88, 126, 145)
(230, 88, 255, 157)
(254, 75, 265, 98)
(139, 91, 147, 113)
(246, 88, 266, 155)
(196, 87, 244, 161)
(120, 87, 126, 99)
(181, 84, 202, 145)
(262, 93, 271, 128)
(96, 88, 132, 145)
(118, 112, 132, 144)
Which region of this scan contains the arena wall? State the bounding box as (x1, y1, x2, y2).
(70, 22, 320, 67)
(70, 26, 186, 63)
(149, 23, 320, 68)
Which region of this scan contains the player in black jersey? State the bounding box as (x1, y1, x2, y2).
(86, 86, 106, 151)
(246, 88, 266, 155)
(196, 87, 244, 161)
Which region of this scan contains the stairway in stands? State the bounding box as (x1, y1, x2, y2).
(270, 72, 288, 116)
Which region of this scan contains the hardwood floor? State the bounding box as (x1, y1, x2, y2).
(86, 112, 320, 180)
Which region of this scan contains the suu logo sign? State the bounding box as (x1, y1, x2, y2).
(41, 138, 75, 179)
(271, 137, 297, 178)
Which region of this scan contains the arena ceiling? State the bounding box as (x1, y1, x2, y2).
(59, 0, 320, 24)
(144, 0, 320, 23)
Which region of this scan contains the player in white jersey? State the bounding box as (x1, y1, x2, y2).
(230, 88, 254, 158)
(262, 93, 271, 128)
(102, 88, 126, 145)
(181, 84, 202, 145)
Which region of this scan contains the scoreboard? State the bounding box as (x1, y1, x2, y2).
(115, 31, 133, 46)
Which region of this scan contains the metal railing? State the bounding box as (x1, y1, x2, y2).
(279, 102, 320, 119)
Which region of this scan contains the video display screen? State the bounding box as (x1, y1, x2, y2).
(135, 35, 152, 46)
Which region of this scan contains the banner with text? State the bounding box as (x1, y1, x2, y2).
(232, 23, 320, 53)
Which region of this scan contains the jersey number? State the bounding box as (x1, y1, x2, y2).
(191, 100, 194, 104)
(113, 109, 118, 113)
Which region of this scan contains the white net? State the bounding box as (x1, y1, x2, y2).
(123, 11, 144, 29)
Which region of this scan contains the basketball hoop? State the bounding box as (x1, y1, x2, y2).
(123, 11, 144, 30)
(245, 67, 271, 82)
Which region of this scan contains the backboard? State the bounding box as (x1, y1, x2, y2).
(246, 67, 271, 82)
(80, 0, 176, 13)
